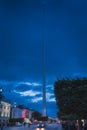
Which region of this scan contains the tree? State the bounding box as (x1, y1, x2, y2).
(54, 78, 87, 120)
(0, 88, 4, 100)
(32, 111, 41, 120)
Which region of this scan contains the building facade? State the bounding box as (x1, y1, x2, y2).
(11, 106, 23, 119)
(0, 100, 11, 126)
(11, 105, 34, 124)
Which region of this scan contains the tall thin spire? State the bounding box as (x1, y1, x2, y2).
(42, 40, 46, 117)
(42, 1, 46, 117)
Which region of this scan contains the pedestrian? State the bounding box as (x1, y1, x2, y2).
(64, 121, 68, 130)
(23, 122, 26, 127)
(79, 120, 83, 130)
(70, 121, 76, 130)
(62, 121, 66, 130)
(1, 123, 3, 130)
(84, 120, 87, 130)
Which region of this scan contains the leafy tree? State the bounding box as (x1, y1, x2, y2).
(32, 111, 41, 120)
(54, 78, 87, 120)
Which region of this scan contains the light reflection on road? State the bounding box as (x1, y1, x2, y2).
(36, 128, 45, 130)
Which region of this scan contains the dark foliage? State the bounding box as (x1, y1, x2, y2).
(32, 111, 48, 121)
(54, 78, 87, 120)
(9, 118, 23, 123)
(32, 111, 41, 120)
(0, 88, 4, 100)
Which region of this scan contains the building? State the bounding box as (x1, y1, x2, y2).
(11, 104, 33, 122)
(29, 109, 34, 120)
(11, 106, 23, 119)
(0, 100, 11, 126)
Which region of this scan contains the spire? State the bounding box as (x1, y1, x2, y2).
(42, 1, 46, 117)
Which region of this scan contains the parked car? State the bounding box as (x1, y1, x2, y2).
(36, 122, 45, 130)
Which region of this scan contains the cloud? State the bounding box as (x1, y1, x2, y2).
(14, 90, 41, 97)
(46, 84, 54, 93)
(46, 92, 55, 102)
(31, 97, 42, 103)
(0, 80, 55, 102)
(46, 84, 54, 90)
(18, 82, 41, 87)
(29, 92, 55, 103)
(47, 98, 55, 102)
(46, 92, 54, 97)
(0, 80, 41, 89)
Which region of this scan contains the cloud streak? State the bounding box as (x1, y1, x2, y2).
(17, 82, 41, 87)
(31, 97, 42, 103)
(14, 90, 41, 97)
(46, 92, 55, 102)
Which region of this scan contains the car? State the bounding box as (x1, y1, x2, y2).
(16, 122, 22, 127)
(36, 122, 45, 130)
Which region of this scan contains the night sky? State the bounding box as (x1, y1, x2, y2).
(0, 0, 87, 118)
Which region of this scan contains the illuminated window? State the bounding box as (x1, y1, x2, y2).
(7, 113, 9, 117)
(1, 112, 4, 117)
(5, 112, 7, 117)
(4, 112, 5, 117)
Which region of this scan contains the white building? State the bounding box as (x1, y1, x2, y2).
(0, 100, 11, 125)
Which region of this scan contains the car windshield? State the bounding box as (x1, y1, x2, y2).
(37, 122, 45, 126)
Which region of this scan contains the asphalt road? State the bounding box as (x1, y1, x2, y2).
(2, 123, 63, 130)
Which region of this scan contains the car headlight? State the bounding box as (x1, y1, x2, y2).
(41, 128, 45, 130)
(36, 128, 45, 130)
(36, 128, 40, 130)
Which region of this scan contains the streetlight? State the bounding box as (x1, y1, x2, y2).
(0, 88, 2, 92)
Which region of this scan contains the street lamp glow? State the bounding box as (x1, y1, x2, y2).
(0, 88, 2, 92)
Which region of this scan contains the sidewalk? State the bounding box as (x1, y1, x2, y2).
(1, 126, 29, 130)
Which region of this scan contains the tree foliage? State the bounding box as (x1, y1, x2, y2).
(32, 111, 48, 121)
(32, 111, 41, 120)
(0, 88, 4, 100)
(54, 78, 87, 120)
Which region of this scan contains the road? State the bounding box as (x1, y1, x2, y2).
(2, 123, 63, 130)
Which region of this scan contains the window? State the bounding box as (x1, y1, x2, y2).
(4, 106, 6, 109)
(7, 113, 9, 117)
(7, 106, 9, 110)
(0, 112, 1, 117)
(1, 112, 4, 117)
(4, 112, 5, 117)
(0, 105, 2, 109)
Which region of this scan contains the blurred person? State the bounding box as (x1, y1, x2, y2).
(84, 120, 87, 130)
(1, 122, 4, 130)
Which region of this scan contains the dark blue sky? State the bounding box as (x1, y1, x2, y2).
(0, 0, 87, 117)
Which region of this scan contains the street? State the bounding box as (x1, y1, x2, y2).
(2, 123, 63, 130)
